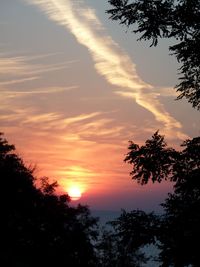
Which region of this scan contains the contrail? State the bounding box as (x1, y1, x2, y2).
(24, 0, 187, 139)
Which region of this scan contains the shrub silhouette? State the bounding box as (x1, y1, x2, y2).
(1, 133, 98, 267)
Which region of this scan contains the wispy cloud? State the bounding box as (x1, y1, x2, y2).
(24, 0, 147, 90)
(0, 107, 127, 190)
(62, 112, 101, 125)
(116, 90, 187, 139)
(0, 53, 76, 86)
(0, 108, 103, 132)
(0, 56, 32, 75)
(0, 53, 76, 75)
(24, 0, 187, 139)
(0, 104, 126, 145)
(0, 86, 77, 98)
(0, 76, 39, 86)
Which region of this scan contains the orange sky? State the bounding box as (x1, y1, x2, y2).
(0, 0, 199, 211)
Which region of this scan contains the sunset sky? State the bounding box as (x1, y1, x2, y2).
(1, 0, 199, 211)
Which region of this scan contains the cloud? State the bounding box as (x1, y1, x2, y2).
(0, 106, 128, 191)
(0, 56, 32, 75)
(0, 76, 39, 86)
(0, 86, 77, 98)
(0, 107, 103, 131)
(24, 0, 187, 140)
(0, 104, 126, 145)
(62, 112, 102, 125)
(24, 0, 147, 89)
(116, 90, 188, 139)
(156, 86, 179, 97)
(0, 53, 76, 86)
(20, 111, 123, 138)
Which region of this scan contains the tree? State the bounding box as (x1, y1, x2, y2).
(97, 210, 156, 267)
(124, 131, 177, 184)
(0, 133, 99, 267)
(107, 0, 200, 109)
(124, 131, 200, 266)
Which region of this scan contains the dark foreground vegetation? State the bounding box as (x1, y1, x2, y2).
(1, 133, 98, 267)
(107, 0, 200, 109)
(1, 131, 200, 267)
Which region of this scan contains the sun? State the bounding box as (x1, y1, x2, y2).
(68, 186, 82, 201)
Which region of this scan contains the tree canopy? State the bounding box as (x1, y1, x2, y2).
(1, 133, 98, 267)
(123, 131, 200, 266)
(124, 131, 200, 188)
(97, 210, 157, 267)
(2, 130, 200, 266)
(107, 0, 200, 109)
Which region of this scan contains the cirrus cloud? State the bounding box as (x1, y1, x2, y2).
(23, 0, 188, 140)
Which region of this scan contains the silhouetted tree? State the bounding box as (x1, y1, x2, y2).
(2, 130, 200, 266)
(124, 131, 200, 266)
(124, 131, 177, 184)
(107, 0, 200, 109)
(1, 133, 99, 267)
(97, 210, 155, 266)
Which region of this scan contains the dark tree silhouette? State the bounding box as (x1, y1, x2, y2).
(107, 2, 200, 261)
(2, 130, 200, 266)
(125, 131, 200, 187)
(97, 210, 157, 267)
(1, 133, 99, 267)
(124, 131, 200, 266)
(107, 0, 200, 109)
(124, 131, 177, 184)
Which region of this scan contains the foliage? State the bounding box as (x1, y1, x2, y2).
(123, 131, 200, 266)
(2, 129, 200, 266)
(124, 131, 177, 184)
(107, 0, 200, 109)
(97, 210, 156, 267)
(125, 131, 200, 186)
(1, 133, 99, 267)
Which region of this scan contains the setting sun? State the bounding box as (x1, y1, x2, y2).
(68, 186, 82, 201)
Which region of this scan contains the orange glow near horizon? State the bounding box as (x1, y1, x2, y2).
(68, 185, 82, 201)
(57, 165, 94, 196)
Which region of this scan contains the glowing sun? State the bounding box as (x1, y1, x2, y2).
(68, 186, 82, 201)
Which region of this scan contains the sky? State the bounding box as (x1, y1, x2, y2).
(1, 0, 199, 212)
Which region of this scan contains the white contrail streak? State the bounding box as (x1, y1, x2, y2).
(24, 0, 187, 139)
